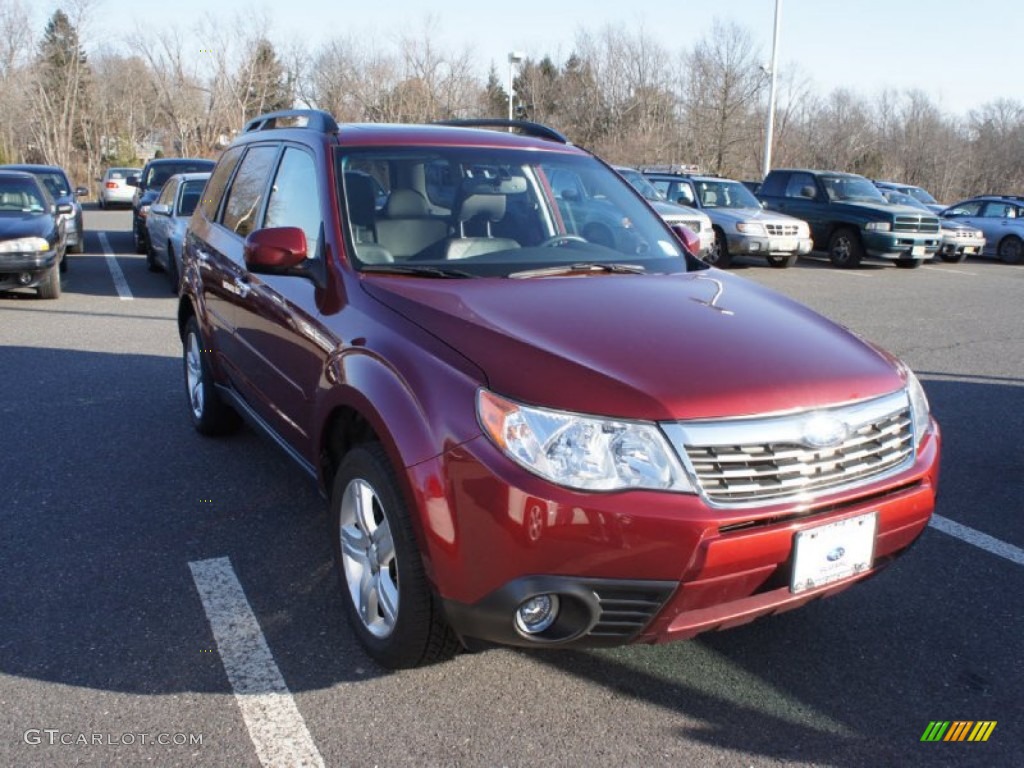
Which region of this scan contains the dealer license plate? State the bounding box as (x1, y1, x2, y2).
(911, 245, 926, 256)
(790, 512, 877, 594)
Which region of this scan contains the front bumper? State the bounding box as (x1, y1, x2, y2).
(727, 233, 813, 256)
(938, 234, 985, 258)
(418, 424, 940, 650)
(863, 231, 940, 260)
(0, 251, 59, 289)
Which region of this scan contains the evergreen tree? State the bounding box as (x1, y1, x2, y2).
(238, 39, 292, 122)
(33, 9, 92, 169)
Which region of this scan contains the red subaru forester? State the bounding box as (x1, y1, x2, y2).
(179, 110, 940, 668)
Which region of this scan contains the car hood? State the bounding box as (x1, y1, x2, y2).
(0, 212, 53, 239)
(837, 200, 933, 218)
(362, 271, 904, 421)
(706, 207, 805, 226)
(650, 200, 705, 219)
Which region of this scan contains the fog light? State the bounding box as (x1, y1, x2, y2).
(18, 273, 32, 285)
(515, 594, 559, 635)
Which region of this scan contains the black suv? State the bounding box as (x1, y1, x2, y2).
(129, 158, 215, 254)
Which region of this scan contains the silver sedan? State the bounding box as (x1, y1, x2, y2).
(145, 172, 210, 293)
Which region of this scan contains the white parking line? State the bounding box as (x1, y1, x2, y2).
(98, 232, 133, 300)
(929, 514, 1024, 567)
(922, 266, 978, 276)
(189, 557, 325, 768)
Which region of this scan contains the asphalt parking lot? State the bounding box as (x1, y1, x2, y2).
(1, 208, 1021, 767)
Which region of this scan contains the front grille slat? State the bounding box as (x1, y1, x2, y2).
(665, 393, 915, 507)
(764, 223, 800, 237)
(893, 215, 940, 234)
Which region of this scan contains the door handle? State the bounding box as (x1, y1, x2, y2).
(234, 278, 251, 298)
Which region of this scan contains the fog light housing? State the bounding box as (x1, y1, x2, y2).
(515, 594, 559, 635)
(18, 273, 32, 285)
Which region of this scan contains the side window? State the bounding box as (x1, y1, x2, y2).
(156, 179, 177, 206)
(221, 145, 278, 238)
(980, 202, 1010, 218)
(199, 146, 244, 221)
(947, 201, 981, 216)
(784, 173, 816, 199)
(264, 147, 322, 258)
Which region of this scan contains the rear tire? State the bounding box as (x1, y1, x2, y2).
(182, 317, 240, 436)
(997, 236, 1023, 264)
(331, 443, 459, 669)
(36, 264, 61, 299)
(827, 228, 863, 268)
(766, 254, 797, 268)
(707, 227, 732, 268)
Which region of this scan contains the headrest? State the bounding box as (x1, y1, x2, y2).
(344, 172, 376, 227)
(386, 189, 429, 217)
(459, 193, 506, 223)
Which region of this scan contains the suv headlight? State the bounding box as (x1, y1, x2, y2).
(0, 237, 49, 253)
(903, 367, 932, 450)
(864, 221, 891, 232)
(736, 222, 766, 235)
(477, 389, 692, 492)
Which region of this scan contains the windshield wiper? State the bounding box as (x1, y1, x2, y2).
(509, 262, 647, 279)
(361, 264, 474, 278)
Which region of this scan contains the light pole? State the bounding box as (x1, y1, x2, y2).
(507, 51, 525, 124)
(761, 0, 782, 179)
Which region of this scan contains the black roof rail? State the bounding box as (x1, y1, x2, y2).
(243, 109, 339, 134)
(432, 118, 569, 144)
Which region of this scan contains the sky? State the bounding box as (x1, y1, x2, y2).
(38, 0, 1024, 117)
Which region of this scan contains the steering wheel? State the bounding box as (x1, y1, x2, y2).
(539, 234, 588, 247)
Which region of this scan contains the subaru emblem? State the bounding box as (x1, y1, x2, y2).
(802, 413, 849, 448)
(826, 547, 846, 562)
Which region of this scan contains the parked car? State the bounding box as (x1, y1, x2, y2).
(643, 169, 812, 268)
(145, 171, 210, 293)
(0, 170, 69, 298)
(180, 109, 940, 669)
(881, 190, 985, 263)
(940, 195, 1024, 264)
(129, 157, 216, 254)
(614, 166, 714, 257)
(98, 167, 141, 208)
(873, 180, 944, 213)
(757, 169, 941, 268)
(1, 164, 87, 254)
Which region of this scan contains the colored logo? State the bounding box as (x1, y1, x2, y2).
(920, 721, 997, 742)
(826, 546, 846, 562)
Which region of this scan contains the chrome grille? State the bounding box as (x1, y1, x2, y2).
(893, 215, 940, 234)
(765, 223, 799, 236)
(661, 391, 914, 507)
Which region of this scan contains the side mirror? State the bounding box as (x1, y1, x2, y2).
(670, 223, 701, 258)
(126, 175, 140, 187)
(56, 203, 73, 215)
(244, 227, 308, 273)
(801, 186, 817, 199)
(75, 186, 88, 197)
(150, 203, 172, 216)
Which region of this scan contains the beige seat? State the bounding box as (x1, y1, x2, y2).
(375, 189, 448, 260)
(445, 193, 520, 260)
(344, 172, 392, 264)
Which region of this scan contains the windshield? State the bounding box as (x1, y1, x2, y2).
(337, 147, 696, 278)
(145, 161, 214, 190)
(617, 168, 665, 202)
(30, 171, 70, 198)
(0, 178, 46, 212)
(908, 186, 938, 205)
(882, 191, 929, 211)
(694, 180, 761, 209)
(821, 175, 887, 203)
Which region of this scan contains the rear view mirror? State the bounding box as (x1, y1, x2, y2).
(150, 203, 171, 216)
(75, 186, 88, 197)
(801, 186, 816, 199)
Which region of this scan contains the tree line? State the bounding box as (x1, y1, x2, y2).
(3, 3, 1022, 203)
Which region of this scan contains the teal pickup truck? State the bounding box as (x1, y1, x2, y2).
(757, 169, 941, 268)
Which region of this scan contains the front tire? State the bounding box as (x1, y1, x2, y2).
(827, 228, 864, 268)
(997, 236, 1023, 264)
(146, 240, 161, 272)
(331, 443, 459, 669)
(938, 250, 967, 263)
(36, 264, 61, 299)
(182, 317, 240, 436)
(134, 220, 146, 254)
(895, 258, 923, 269)
(167, 243, 180, 294)
(707, 227, 732, 268)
